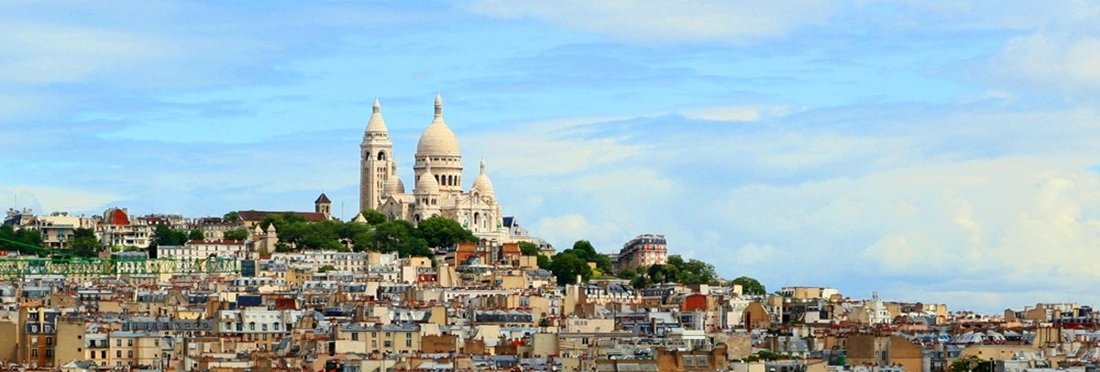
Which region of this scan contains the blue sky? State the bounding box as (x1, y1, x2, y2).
(3, 1, 1100, 312)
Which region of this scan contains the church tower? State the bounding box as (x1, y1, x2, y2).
(360, 99, 394, 212)
(414, 95, 463, 201)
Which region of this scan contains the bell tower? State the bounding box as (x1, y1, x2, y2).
(360, 98, 394, 212)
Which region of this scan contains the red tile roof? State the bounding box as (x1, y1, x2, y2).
(107, 208, 130, 225)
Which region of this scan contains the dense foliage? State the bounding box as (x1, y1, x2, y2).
(257, 212, 475, 257)
(732, 276, 767, 295)
(223, 228, 250, 241)
(0, 225, 46, 255)
(540, 240, 616, 285)
(151, 224, 189, 247)
(950, 356, 994, 372)
(623, 256, 719, 288)
(67, 228, 101, 258)
(518, 241, 541, 256)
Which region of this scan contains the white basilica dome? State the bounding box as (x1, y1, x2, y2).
(416, 95, 461, 157)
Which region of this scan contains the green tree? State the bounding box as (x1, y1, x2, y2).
(297, 220, 343, 250)
(0, 225, 47, 255)
(223, 228, 250, 241)
(536, 254, 551, 270)
(671, 258, 718, 285)
(318, 265, 336, 273)
(67, 228, 101, 258)
(571, 240, 598, 259)
(616, 267, 637, 280)
(152, 225, 188, 247)
(950, 356, 994, 372)
(415, 215, 476, 248)
(548, 251, 592, 285)
(359, 209, 387, 225)
(370, 220, 432, 257)
(732, 276, 767, 295)
(188, 229, 205, 241)
(519, 241, 541, 256)
(223, 211, 240, 222)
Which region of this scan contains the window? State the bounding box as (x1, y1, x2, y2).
(46, 337, 53, 346)
(127, 339, 133, 346)
(31, 349, 37, 358)
(384, 340, 392, 348)
(405, 334, 412, 347)
(116, 350, 121, 358)
(116, 339, 121, 347)
(127, 350, 133, 358)
(46, 349, 53, 358)
(351, 332, 359, 341)
(101, 351, 106, 359)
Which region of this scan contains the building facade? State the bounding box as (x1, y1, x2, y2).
(615, 234, 668, 270)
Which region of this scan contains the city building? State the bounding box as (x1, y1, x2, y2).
(615, 234, 668, 271)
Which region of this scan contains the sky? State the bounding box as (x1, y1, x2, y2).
(2, 1, 1099, 313)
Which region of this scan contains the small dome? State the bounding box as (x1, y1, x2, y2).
(415, 163, 440, 195)
(472, 159, 494, 196)
(416, 95, 461, 157)
(384, 175, 405, 195)
(365, 98, 388, 134)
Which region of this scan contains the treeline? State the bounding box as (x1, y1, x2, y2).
(616, 255, 719, 288)
(527, 240, 748, 290)
(258, 210, 475, 257)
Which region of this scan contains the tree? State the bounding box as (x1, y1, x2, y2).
(359, 209, 387, 225)
(0, 225, 46, 255)
(571, 240, 598, 259)
(297, 220, 343, 250)
(415, 216, 476, 249)
(370, 220, 431, 257)
(188, 229, 205, 241)
(67, 228, 101, 258)
(223, 228, 250, 241)
(950, 356, 993, 372)
(548, 251, 592, 285)
(223, 211, 240, 222)
(519, 241, 541, 256)
(673, 258, 718, 285)
(616, 267, 637, 280)
(318, 265, 336, 273)
(732, 276, 766, 295)
(152, 225, 188, 248)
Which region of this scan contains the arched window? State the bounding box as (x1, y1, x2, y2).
(473, 212, 480, 226)
(377, 151, 387, 161)
(414, 214, 420, 223)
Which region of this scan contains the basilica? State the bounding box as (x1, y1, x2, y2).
(357, 95, 507, 244)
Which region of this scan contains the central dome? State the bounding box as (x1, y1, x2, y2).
(416, 95, 461, 157)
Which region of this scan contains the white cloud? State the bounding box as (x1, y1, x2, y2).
(463, 116, 642, 176)
(0, 184, 123, 214)
(989, 33, 1100, 92)
(0, 22, 173, 85)
(471, 0, 836, 43)
(736, 243, 776, 265)
(682, 105, 791, 122)
(534, 214, 623, 251)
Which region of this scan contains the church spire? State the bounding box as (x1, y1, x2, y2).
(434, 93, 443, 119)
(365, 98, 388, 134)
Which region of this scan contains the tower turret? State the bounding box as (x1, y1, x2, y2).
(360, 98, 394, 212)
